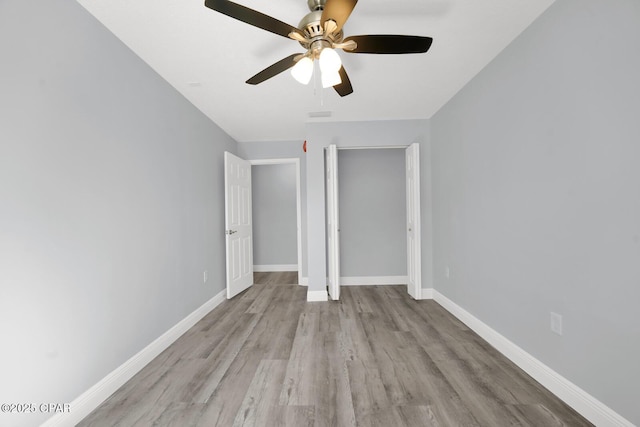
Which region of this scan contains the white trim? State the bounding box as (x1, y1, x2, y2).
(340, 276, 408, 286)
(41, 290, 226, 427)
(406, 143, 422, 301)
(306, 289, 328, 302)
(338, 145, 407, 151)
(326, 145, 340, 301)
(253, 264, 298, 272)
(249, 158, 303, 287)
(420, 288, 434, 300)
(299, 276, 308, 286)
(432, 290, 634, 427)
(294, 160, 302, 287)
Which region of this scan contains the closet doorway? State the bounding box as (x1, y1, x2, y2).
(326, 144, 422, 300)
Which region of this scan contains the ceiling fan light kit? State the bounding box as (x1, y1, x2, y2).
(291, 56, 314, 84)
(321, 68, 342, 89)
(204, 0, 433, 97)
(319, 48, 342, 72)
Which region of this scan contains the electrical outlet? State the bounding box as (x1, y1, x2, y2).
(203, 270, 208, 283)
(550, 312, 563, 335)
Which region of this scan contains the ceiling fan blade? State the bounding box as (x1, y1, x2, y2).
(246, 54, 300, 85)
(321, 0, 358, 34)
(343, 35, 433, 54)
(205, 0, 305, 39)
(333, 66, 353, 97)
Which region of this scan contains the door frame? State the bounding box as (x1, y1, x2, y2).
(326, 145, 340, 300)
(249, 158, 303, 285)
(405, 143, 422, 300)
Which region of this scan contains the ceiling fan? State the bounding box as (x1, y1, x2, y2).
(204, 0, 433, 97)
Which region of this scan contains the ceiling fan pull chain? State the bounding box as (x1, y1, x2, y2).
(320, 70, 325, 107)
(313, 60, 319, 98)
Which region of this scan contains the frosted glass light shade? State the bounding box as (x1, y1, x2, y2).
(291, 57, 313, 85)
(321, 68, 342, 88)
(319, 48, 342, 73)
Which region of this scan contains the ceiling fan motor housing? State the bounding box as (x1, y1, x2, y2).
(297, 10, 344, 54)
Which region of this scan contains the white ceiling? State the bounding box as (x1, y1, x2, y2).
(76, 0, 554, 142)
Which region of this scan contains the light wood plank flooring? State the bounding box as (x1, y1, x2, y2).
(79, 273, 591, 426)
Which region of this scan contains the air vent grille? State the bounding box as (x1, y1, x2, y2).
(308, 111, 332, 118)
(303, 23, 323, 38)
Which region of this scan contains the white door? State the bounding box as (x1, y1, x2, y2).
(406, 143, 422, 299)
(326, 145, 340, 300)
(224, 152, 253, 299)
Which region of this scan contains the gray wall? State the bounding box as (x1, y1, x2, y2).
(0, 1, 236, 426)
(252, 164, 298, 267)
(237, 140, 307, 276)
(338, 149, 406, 277)
(430, 0, 640, 424)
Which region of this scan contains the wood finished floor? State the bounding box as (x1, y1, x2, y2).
(79, 272, 591, 426)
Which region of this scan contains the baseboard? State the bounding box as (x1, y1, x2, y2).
(299, 276, 308, 286)
(420, 288, 434, 300)
(306, 289, 328, 302)
(432, 290, 634, 427)
(340, 275, 408, 286)
(253, 264, 297, 272)
(41, 290, 227, 427)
